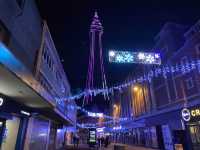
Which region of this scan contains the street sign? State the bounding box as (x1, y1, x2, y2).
(109, 50, 161, 65)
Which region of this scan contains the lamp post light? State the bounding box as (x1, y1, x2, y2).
(113, 104, 118, 109)
(133, 86, 139, 92)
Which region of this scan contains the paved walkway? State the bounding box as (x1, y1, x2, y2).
(60, 143, 159, 150)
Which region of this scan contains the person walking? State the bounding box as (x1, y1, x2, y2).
(104, 136, 109, 148)
(73, 134, 77, 148)
(76, 134, 79, 148)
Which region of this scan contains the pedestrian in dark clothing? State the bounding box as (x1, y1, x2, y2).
(98, 137, 101, 148)
(104, 136, 109, 148)
(76, 135, 79, 148)
(73, 135, 77, 148)
(101, 136, 105, 147)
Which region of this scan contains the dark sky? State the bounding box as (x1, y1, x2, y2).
(36, 0, 200, 109)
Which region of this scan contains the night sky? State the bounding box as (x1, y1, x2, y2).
(36, 0, 200, 110)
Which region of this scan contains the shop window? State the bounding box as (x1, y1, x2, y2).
(26, 117, 49, 150)
(185, 77, 194, 90)
(1, 117, 20, 150)
(189, 125, 200, 144)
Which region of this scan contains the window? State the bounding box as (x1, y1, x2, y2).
(162, 45, 168, 55)
(185, 77, 194, 90)
(16, 0, 25, 9)
(181, 56, 188, 65)
(196, 44, 200, 55)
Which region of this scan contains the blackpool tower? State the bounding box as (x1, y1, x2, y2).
(84, 12, 108, 103)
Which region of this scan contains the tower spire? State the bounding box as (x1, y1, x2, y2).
(90, 11, 103, 32)
(94, 11, 98, 18)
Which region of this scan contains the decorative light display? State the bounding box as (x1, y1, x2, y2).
(66, 59, 200, 101)
(76, 107, 144, 129)
(77, 117, 143, 129)
(77, 106, 128, 120)
(84, 11, 109, 104)
(113, 126, 122, 130)
(109, 50, 161, 64)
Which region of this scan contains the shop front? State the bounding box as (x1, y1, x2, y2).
(24, 116, 50, 150)
(0, 95, 30, 150)
(181, 106, 200, 150)
(130, 126, 161, 148)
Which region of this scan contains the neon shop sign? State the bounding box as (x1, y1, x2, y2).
(182, 107, 200, 122)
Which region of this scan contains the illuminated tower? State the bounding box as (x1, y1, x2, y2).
(84, 12, 108, 103)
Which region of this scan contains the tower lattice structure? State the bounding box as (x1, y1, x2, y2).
(84, 12, 108, 104)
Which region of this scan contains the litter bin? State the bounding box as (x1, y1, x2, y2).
(114, 144, 127, 150)
(174, 144, 183, 150)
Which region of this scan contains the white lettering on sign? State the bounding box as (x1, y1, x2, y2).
(0, 97, 3, 106)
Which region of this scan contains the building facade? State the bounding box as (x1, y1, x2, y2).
(0, 0, 76, 150)
(110, 21, 200, 150)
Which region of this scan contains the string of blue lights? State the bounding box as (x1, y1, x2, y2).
(77, 106, 128, 120)
(67, 59, 200, 101)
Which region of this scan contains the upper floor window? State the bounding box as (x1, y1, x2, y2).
(16, 0, 25, 9)
(181, 56, 188, 65)
(56, 71, 61, 81)
(162, 45, 168, 54)
(131, 84, 147, 117)
(196, 44, 200, 55)
(185, 77, 194, 90)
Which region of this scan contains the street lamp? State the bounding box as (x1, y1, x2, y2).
(133, 86, 139, 92)
(113, 104, 118, 109)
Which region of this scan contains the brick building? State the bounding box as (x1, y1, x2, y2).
(110, 20, 200, 150)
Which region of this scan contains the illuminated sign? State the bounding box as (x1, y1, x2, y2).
(181, 108, 191, 122)
(97, 127, 105, 133)
(0, 97, 4, 106)
(109, 50, 161, 65)
(181, 107, 200, 122)
(89, 128, 96, 144)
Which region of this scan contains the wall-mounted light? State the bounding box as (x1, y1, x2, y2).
(21, 110, 30, 116)
(113, 104, 118, 109)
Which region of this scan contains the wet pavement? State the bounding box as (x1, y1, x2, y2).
(60, 144, 159, 150)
